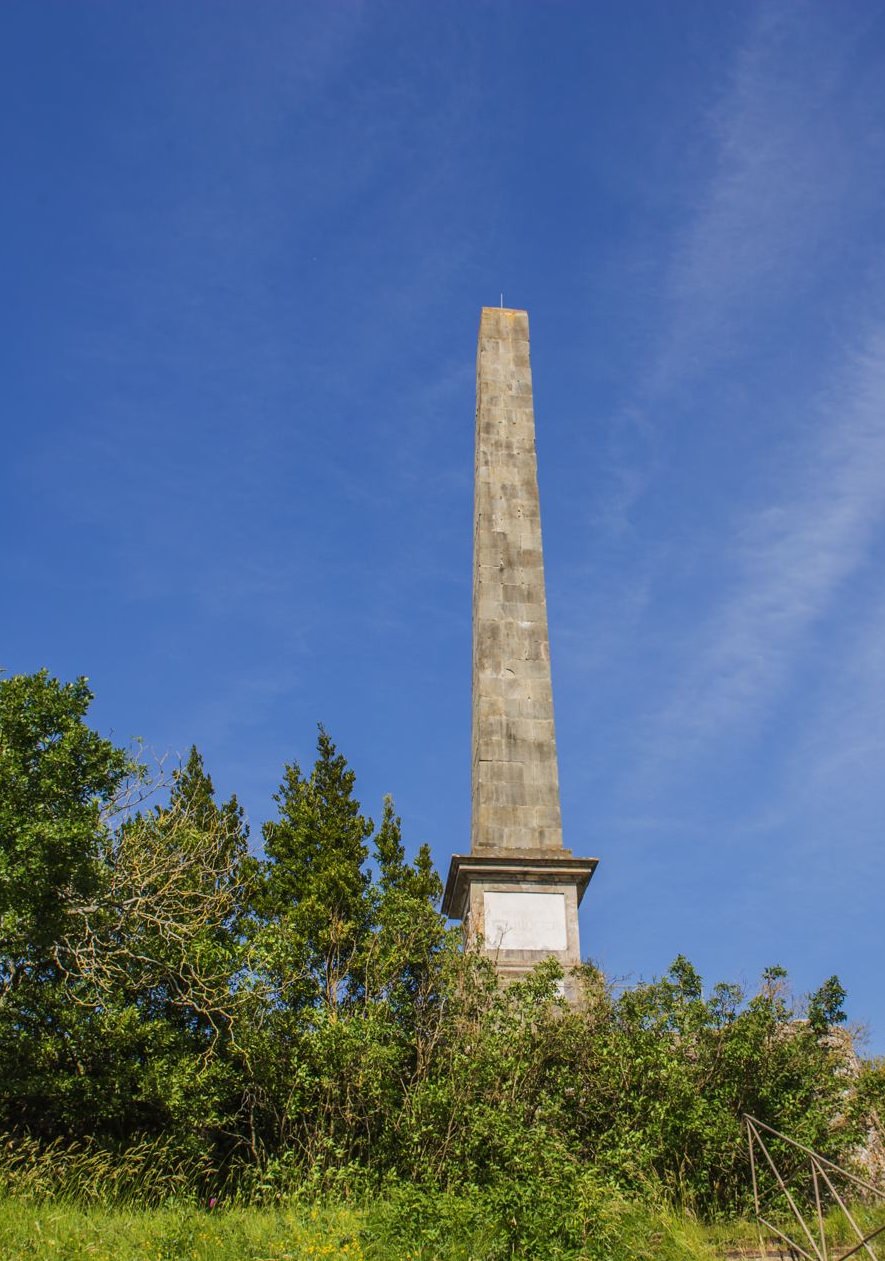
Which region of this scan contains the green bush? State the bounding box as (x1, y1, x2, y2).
(0, 670, 876, 1233)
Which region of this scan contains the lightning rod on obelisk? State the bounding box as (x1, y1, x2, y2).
(442, 307, 597, 997)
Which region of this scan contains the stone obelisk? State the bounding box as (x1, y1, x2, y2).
(442, 308, 597, 991)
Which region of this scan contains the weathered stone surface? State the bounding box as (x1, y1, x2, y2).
(471, 308, 565, 856)
(442, 308, 598, 998)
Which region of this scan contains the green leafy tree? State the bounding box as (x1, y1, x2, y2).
(258, 727, 374, 1011)
(170, 745, 249, 851)
(807, 974, 847, 1034)
(0, 693, 254, 1147)
(244, 732, 449, 1173)
(0, 671, 135, 1139)
(0, 671, 131, 999)
(369, 796, 445, 1001)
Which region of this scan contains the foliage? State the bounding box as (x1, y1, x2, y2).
(0, 1131, 215, 1206)
(808, 974, 848, 1034)
(0, 1198, 371, 1261)
(0, 668, 878, 1240)
(0, 671, 131, 994)
(2, 1193, 885, 1261)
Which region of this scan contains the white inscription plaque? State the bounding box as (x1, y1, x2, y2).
(483, 891, 567, 952)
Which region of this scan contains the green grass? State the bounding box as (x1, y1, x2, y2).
(701, 1200, 885, 1255)
(1, 1195, 882, 1261)
(0, 1200, 368, 1261)
(0, 1195, 723, 1261)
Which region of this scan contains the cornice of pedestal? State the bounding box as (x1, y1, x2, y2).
(441, 851, 598, 920)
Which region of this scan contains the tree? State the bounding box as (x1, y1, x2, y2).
(244, 732, 449, 1171)
(167, 745, 252, 936)
(170, 745, 248, 849)
(368, 795, 446, 1012)
(52, 758, 259, 1147)
(258, 727, 375, 1011)
(0, 670, 131, 1000)
(61, 785, 252, 1043)
(0, 687, 257, 1145)
(807, 974, 847, 1034)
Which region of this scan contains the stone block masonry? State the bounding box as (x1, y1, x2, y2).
(442, 307, 597, 991)
(471, 307, 564, 856)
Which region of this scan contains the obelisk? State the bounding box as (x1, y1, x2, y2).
(442, 308, 597, 991)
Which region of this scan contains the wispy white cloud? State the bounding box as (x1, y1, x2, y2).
(596, 1, 885, 533)
(647, 322, 885, 754)
(652, 2, 879, 394)
(780, 578, 885, 813)
(585, 2, 885, 769)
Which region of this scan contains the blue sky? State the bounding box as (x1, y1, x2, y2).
(3, 1, 885, 1050)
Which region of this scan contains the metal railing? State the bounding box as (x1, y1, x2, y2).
(745, 1115, 885, 1261)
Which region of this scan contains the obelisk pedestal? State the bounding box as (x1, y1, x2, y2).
(442, 308, 597, 994)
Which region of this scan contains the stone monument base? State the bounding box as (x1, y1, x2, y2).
(442, 852, 598, 995)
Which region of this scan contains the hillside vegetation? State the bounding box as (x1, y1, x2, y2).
(1, 670, 883, 1259)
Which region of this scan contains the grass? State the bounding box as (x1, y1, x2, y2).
(0, 1175, 882, 1261)
(0, 1134, 725, 1260)
(702, 1200, 885, 1255)
(0, 1195, 731, 1261)
(4, 1196, 885, 1261)
(0, 1200, 369, 1261)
